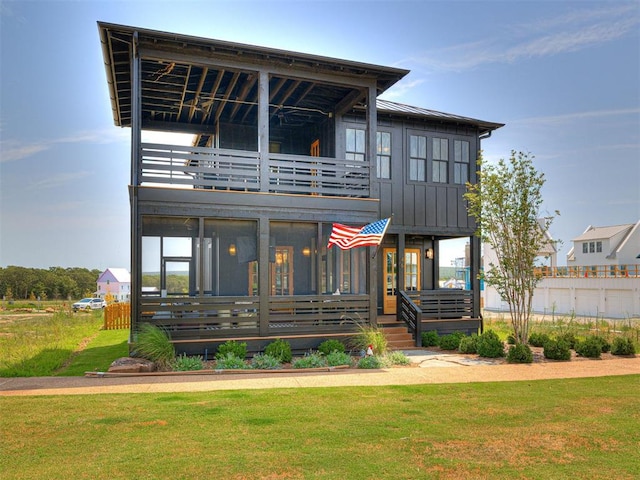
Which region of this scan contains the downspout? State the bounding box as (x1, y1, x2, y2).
(475, 129, 492, 332)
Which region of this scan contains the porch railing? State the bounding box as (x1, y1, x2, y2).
(534, 264, 640, 278)
(139, 143, 370, 197)
(400, 289, 475, 347)
(138, 294, 369, 339)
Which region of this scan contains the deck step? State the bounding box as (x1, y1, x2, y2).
(381, 325, 415, 349)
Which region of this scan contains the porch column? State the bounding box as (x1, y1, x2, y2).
(366, 84, 378, 199)
(130, 31, 141, 343)
(396, 233, 405, 317)
(470, 234, 482, 318)
(258, 70, 270, 193)
(258, 216, 270, 336)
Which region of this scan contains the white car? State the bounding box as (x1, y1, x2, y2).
(72, 298, 107, 311)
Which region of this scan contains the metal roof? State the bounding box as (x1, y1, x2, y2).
(97, 22, 502, 138)
(375, 99, 504, 134)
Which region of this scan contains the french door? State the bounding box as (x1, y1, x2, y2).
(383, 248, 421, 314)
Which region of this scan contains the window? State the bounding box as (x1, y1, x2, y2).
(322, 223, 367, 294)
(454, 140, 470, 184)
(589, 242, 595, 253)
(376, 131, 391, 179)
(346, 128, 366, 161)
(596, 241, 602, 253)
(583, 242, 588, 254)
(409, 135, 427, 181)
(432, 137, 448, 183)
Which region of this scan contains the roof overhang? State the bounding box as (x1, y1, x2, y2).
(98, 22, 409, 130)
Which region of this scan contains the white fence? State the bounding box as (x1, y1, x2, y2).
(483, 277, 640, 319)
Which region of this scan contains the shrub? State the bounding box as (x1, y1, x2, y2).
(421, 330, 439, 347)
(557, 332, 578, 350)
(506, 334, 516, 345)
(597, 336, 611, 353)
(216, 340, 247, 360)
(318, 339, 345, 355)
(264, 339, 292, 363)
(134, 323, 175, 369)
(543, 339, 571, 361)
(382, 350, 410, 367)
(325, 351, 353, 367)
(171, 353, 204, 371)
(528, 332, 551, 347)
(458, 334, 478, 354)
(292, 352, 327, 369)
(477, 330, 505, 358)
(215, 352, 249, 370)
(611, 337, 636, 356)
(251, 353, 282, 370)
(575, 336, 604, 358)
(438, 332, 465, 351)
(357, 355, 382, 369)
(506, 344, 533, 364)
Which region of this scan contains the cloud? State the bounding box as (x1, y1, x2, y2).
(379, 77, 426, 100)
(406, 5, 639, 72)
(0, 128, 129, 163)
(29, 171, 92, 190)
(0, 142, 49, 163)
(511, 108, 640, 126)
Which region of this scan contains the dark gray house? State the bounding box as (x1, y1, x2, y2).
(98, 22, 503, 354)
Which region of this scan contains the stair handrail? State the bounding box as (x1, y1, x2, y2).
(399, 290, 422, 347)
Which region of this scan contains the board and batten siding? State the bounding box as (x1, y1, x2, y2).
(371, 118, 480, 232)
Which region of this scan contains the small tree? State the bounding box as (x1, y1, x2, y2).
(465, 151, 558, 344)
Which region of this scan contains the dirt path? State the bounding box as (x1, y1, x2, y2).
(1, 352, 638, 397)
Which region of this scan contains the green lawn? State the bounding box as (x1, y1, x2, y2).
(0, 310, 107, 377)
(1, 375, 639, 479)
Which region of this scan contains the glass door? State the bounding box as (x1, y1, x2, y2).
(383, 248, 421, 314)
(271, 246, 294, 295)
(383, 248, 397, 314)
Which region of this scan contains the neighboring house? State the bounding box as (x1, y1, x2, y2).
(482, 220, 558, 311)
(484, 221, 640, 318)
(567, 220, 640, 273)
(98, 22, 503, 354)
(97, 268, 131, 302)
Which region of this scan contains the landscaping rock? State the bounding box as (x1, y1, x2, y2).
(108, 357, 155, 373)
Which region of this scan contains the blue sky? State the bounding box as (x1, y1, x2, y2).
(1, 0, 638, 270)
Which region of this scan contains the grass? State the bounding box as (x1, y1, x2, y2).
(55, 329, 129, 376)
(2, 309, 639, 478)
(484, 311, 640, 347)
(0, 310, 106, 377)
(1, 376, 639, 479)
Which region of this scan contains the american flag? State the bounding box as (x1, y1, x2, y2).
(327, 218, 391, 250)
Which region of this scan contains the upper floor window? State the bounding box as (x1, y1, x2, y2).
(583, 241, 602, 254)
(376, 131, 391, 179)
(454, 140, 470, 184)
(432, 138, 448, 183)
(346, 128, 366, 162)
(409, 135, 427, 181)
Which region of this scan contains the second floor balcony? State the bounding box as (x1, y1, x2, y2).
(140, 142, 371, 198)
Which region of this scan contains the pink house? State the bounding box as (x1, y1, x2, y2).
(97, 268, 131, 302)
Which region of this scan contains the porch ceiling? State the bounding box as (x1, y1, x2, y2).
(98, 22, 408, 140)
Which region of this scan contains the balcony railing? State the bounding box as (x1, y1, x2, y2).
(534, 265, 640, 278)
(139, 143, 370, 197)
